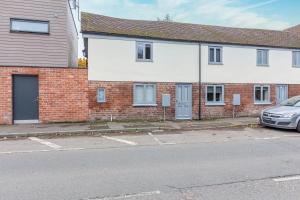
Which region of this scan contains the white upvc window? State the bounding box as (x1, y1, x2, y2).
(10, 18, 49, 34)
(133, 83, 156, 106)
(206, 85, 225, 105)
(254, 85, 271, 104)
(257, 49, 269, 66)
(292, 51, 300, 67)
(136, 42, 153, 62)
(208, 46, 223, 64)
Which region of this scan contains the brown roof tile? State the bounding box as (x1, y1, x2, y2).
(81, 12, 300, 49)
(285, 25, 300, 33)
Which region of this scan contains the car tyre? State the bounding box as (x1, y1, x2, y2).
(297, 121, 300, 133)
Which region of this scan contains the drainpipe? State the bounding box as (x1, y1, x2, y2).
(198, 43, 202, 120)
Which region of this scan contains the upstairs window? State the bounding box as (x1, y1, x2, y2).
(10, 19, 49, 34)
(136, 42, 153, 62)
(257, 49, 269, 66)
(293, 51, 300, 67)
(208, 46, 222, 64)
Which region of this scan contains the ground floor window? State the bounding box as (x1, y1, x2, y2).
(254, 85, 270, 104)
(133, 83, 156, 106)
(206, 85, 224, 105)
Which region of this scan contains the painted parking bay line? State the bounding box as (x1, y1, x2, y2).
(29, 137, 62, 150)
(102, 136, 137, 146)
(88, 190, 161, 200)
(273, 175, 300, 182)
(148, 132, 176, 145)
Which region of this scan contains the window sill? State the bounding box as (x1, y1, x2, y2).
(136, 59, 153, 63)
(257, 64, 269, 67)
(254, 102, 272, 105)
(292, 65, 300, 68)
(133, 104, 157, 107)
(208, 62, 223, 65)
(205, 102, 225, 106)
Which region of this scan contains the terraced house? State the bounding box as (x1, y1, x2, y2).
(0, 0, 88, 125)
(81, 12, 300, 121)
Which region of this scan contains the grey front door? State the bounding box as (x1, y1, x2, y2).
(276, 85, 288, 104)
(176, 84, 192, 119)
(13, 75, 39, 123)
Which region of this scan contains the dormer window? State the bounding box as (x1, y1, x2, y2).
(136, 42, 153, 62)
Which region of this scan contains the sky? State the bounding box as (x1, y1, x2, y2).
(77, 0, 300, 57)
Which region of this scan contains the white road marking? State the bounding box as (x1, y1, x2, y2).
(273, 175, 300, 182)
(29, 137, 62, 150)
(283, 134, 300, 137)
(102, 136, 137, 146)
(0, 148, 85, 155)
(148, 132, 176, 145)
(255, 137, 280, 140)
(89, 190, 161, 200)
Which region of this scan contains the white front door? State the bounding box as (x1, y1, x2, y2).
(276, 85, 288, 104)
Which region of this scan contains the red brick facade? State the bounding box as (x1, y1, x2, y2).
(0, 66, 88, 125)
(88, 81, 199, 121)
(200, 83, 277, 118)
(89, 81, 300, 121)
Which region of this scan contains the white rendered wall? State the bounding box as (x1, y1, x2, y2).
(201, 44, 299, 84)
(87, 37, 199, 82)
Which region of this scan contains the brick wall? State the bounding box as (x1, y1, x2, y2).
(88, 81, 199, 121)
(200, 83, 276, 118)
(0, 66, 88, 125)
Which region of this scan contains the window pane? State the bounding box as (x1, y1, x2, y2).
(294, 52, 300, 66)
(209, 48, 215, 62)
(135, 85, 144, 103)
(262, 87, 269, 101)
(215, 86, 223, 102)
(216, 48, 221, 63)
(137, 44, 144, 59)
(207, 86, 214, 102)
(255, 87, 261, 101)
(145, 44, 152, 60)
(145, 85, 154, 103)
(262, 50, 268, 65)
(11, 19, 49, 33)
(257, 51, 262, 65)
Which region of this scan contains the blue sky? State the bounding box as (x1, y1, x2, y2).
(78, 0, 300, 56)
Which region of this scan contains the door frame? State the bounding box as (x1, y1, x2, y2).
(12, 74, 39, 124)
(175, 83, 193, 120)
(275, 84, 289, 104)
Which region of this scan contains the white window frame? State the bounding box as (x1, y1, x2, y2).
(208, 46, 223, 65)
(205, 85, 225, 105)
(257, 49, 269, 66)
(97, 88, 106, 103)
(292, 51, 300, 68)
(133, 83, 157, 106)
(254, 85, 271, 104)
(136, 41, 153, 62)
(10, 18, 49, 34)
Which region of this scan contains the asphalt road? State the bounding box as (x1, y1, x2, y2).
(1, 127, 300, 200)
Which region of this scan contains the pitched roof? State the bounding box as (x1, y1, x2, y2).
(285, 25, 300, 33)
(81, 12, 300, 49)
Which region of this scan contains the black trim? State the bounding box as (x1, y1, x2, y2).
(82, 31, 300, 50)
(10, 18, 50, 35)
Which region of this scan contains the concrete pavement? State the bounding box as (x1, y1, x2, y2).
(1, 127, 300, 199)
(0, 117, 258, 138)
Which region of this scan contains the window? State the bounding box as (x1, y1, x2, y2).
(208, 46, 222, 64)
(254, 85, 271, 104)
(97, 88, 106, 103)
(293, 51, 300, 67)
(133, 84, 156, 106)
(257, 49, 269, 66)
(10, 19, 49, 34)
(206, 85, 224, 105)
(136, 42, 152, 61)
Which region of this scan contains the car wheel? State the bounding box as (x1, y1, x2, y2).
(297, 121, 300, 133)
